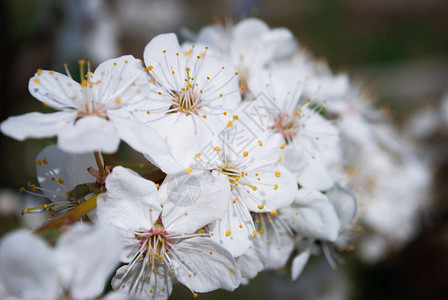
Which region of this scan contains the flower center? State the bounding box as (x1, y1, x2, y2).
(218, 163, 241, 186)
(171, 90, 201, 115)
(136, 224, 173, 258)
(273, 113, 298, 140)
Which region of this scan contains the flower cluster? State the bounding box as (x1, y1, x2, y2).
(0, 18, 430, 299)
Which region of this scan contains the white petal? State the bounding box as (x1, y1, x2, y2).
(172, 237, 240, 293)
(57, 116, 120, 154)
(256, 217, 294, 270)
(160, 170, 230, 234)
(143, 33, 185, 90)
(0, 230, 59, 299)
(91, 55, 149, 107)
(327, 184, 357, 230)
(97, 166, 162, 234)
(163, 114, 224, 173)
(29, 70, 81, 110)
(232, 19, 269, 44)
(297, 154, 334, 191)
(56, 223, 122, 299)
(0, 111, 76, 141)
(108, 110, 170, 156)
(244, 165, 297, 212)
(291, 249, 311, 281)
(196, 25, 229, 54)
(286, 189, 340, 241)
(235, 245, 265, 280)
(35, 145, 97, 201)
(210, 200, 254, 257)
(112, 262, 173, 299)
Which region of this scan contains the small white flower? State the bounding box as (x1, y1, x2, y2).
(248, 69, 340, 191)
(0, 56, 168, 155)
(97, 166, 240, 299)
(188, 123, 297, 257)
(194, 18, 297, 96)
(0, 222, 122, 300)
(136, 33, 241, 174)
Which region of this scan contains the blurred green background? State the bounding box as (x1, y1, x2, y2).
(1, 0, 448, 299)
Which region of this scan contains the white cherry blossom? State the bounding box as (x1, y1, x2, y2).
(136, 33, 241, 174)
(97, 166, 240, 299)
(0, 56, 168, 155)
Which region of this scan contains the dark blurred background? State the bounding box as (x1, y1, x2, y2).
(1, 0, 448, 299)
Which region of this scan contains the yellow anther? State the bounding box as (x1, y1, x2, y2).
(58, 178, 65, 184)
(270, 210, 277, 215)
(186, 168, 193, 174)
(147, 65, 154, 71)
(258, 204, 264, 209)
(21, 209, 27, 215)
(115, 98, 121, 104)
(258, 140, 263, 147)
(223, 111, 227, 115)
(146, 110, 150, 114)
(163, 50, 167, 53)
(185, 67, 191, 72)
(225, 230, 231, 237)
(232, 115, 239, 120)
(30, 184, 36, 191)
(275, 171, 281, 177)
(158, 92, 162, 95)
(194, 293, 198, 298)
(280, 144, 285, 149)
(219, 94, 223, 98)
(33, 78, 40, 84)
(141, 274, 145, 279)
(150, 289, 154, 294)
(43, 158, 48, 164)
(37, 69, 42, 75)
(274, 184, 278, 190)
(278, 157, 282, 163)
(203, 115, 207, 119)
(239, 224, 243, 228)
(214, 146, 220, 151)
(124, 60, 128, 64)
(240, 86, 245, 91)
(36, 160, 42, 166)
(227, 121, 233, 128)
(43, 204, 47, 210)
(188, 274, 192, 278)
(49, 71, 54, 75)
(19, 187, 25, 193)
(195, 153, 201, 158)
(243, 151, 248, 157)
(233, 199, 237, 203)
(199, 229, 205, 234)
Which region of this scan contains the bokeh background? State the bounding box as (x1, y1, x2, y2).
(1, 0, 448, 299)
